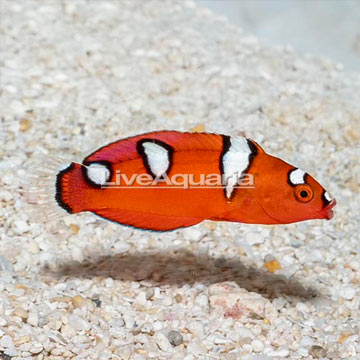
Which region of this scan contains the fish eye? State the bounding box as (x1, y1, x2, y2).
(295, 185, 313, 203)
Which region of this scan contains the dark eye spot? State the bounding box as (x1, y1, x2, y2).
(300, 190, 308, 198)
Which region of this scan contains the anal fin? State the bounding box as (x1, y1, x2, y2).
(93, 208, 203, 232)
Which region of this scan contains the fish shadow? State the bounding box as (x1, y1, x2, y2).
(52, 248, 318, 300)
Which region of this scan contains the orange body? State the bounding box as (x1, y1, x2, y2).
(56, 131, 336, 231)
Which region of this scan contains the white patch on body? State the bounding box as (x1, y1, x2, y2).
(222, 136, 252, 198)
(87, 163, 110, 185)
(324, 191, 333, 202)
(289, 168, 306, 185)
(142, 142, 170, 177)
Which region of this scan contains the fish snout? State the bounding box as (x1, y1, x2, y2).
(322, 198, 337, 220)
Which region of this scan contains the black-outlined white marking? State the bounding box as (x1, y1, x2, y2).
(288, 168, 306, 186)
(82, 161, 113, 188)
(221, 136, 256, 198)
(324, 191, 332, 202)
(137, 139, 173, 178)
(322, 190, 334, 207)
(87, 163, 111, 185)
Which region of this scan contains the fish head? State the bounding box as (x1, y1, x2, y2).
(253, 151, 336, 224)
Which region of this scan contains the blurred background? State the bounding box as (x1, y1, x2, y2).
(198, 0, 360, 72)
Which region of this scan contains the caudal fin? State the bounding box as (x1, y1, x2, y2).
(22, 152, 79, 223)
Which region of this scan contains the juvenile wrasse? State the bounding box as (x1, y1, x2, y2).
(33, 131, 336, 231)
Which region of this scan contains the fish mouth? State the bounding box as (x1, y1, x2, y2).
(319, 198, 337, 220)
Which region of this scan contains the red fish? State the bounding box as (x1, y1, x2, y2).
(41, 131, 335, 231)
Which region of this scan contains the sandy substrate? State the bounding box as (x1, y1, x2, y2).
(0, 1, 359, 359)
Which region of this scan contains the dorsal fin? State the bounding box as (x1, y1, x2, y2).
(83, 131, 223, 164)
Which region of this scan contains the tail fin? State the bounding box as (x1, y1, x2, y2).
(22, 152, 79, 223)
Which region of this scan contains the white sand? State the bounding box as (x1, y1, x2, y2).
(0, 1, 359, 359)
